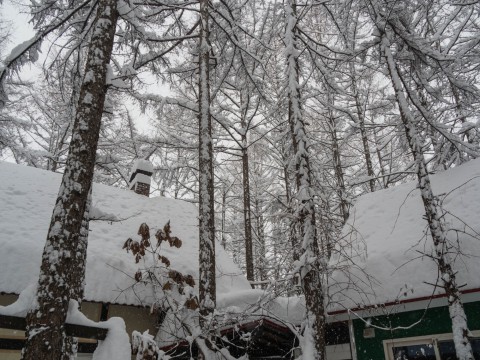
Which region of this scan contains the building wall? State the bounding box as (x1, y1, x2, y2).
(326, 343, 352, 360)
(108, 304, 157, 338)
(352, 301, 480, 360)
(0, 294, 156, 359)
(0, 295, 18, 307)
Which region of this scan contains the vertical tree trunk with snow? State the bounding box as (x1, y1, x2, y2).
(285, 1, 326, 358)
(22, 2, 118, 359)
(254, 196, 267, 288)
(382, 34, 474, 360)
(69, 187, 92, 304)
(240, 93, 255, 284)
(331, 125, 348, 224)
(63, 187, 92, 360)
(197, 0, 216, 342)
(372, 126, 389, 188)
(351, 68, 375, 192)
(450, 82, 476, 152)
(220, 186, 227, 249)
(326, 94, 349, 224)
(283, 152, 299, 261)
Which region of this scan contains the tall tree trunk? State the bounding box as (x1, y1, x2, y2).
(63, 186, 92, 360)
(450, 82, 473, 145)
(344, 10, 375, 192)
(282, 149, 299, 261)
(285, 0, 325, 358)
(382, 34, 474, 360)
(220, 186, 227, 249)
(22, 1, 118, 359)
(282, 141, 301, 295)
(197, 0, 216, 344)
(449, 82, 477, 164)
(326, 92, 349, 223)
(372, 125, 388, 188)
(240, 93, 255, 284)
(254, 195, 267, 288)
(351, 70, 375, 192)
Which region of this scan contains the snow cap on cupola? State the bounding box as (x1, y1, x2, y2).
(129, 159, 154, 197)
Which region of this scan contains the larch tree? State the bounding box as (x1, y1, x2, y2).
(211, 4, 273, 283)
(17, 0, 119, 358)
(382, 33, 474, 360)
(284, 0, 326, 357)
(197, 0, 217, 356)
(370, 0, 478, 357)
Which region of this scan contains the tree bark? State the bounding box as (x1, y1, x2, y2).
(382, 34, 474, 360)
(198, 0, 216, 333)
(326, 92, 349, 224)
(254, 196, 267, 288)
(22, 2, 118, 359)
(372, 125, 388, 188)
(63, 186, 92, 360)
(240, 92, 255, 284)
(220, 186, 227, 249)
(351, 71, 376, 193)
(283, 152, 299, 262)
(285, 0, 326, 358)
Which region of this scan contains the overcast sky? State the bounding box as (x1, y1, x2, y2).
(1, 1, 34, 53)
(1, 0, 40, 83)
(1, 0, 166, 135)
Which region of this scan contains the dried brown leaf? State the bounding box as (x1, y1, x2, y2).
(162, 282, 172, 291)
(184, 275, 195, 287)
(159, 255, 170, 267)
(138, 223, 150, 241)
(168, 270, 183, 284)
(123, 238, 133, 251)
(185, 298, 198, 310)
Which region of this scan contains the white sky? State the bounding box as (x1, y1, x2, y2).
(0, 0, 160, 134)
(1, 0, 34, 54)
(1, 0, 40, 82)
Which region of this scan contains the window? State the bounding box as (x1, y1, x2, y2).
(384, 331, 480, 360)
(393, 342, 436, 360)
(326, 322, 350, 346)
(437, 339, 480, 360)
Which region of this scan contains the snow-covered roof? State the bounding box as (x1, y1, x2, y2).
(132, 159, 154, 174)
(129, 159, 154, 186)
(330, 159, 480, 311)
(0, 162, 251, 306)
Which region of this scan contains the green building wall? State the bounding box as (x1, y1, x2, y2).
(352, 301, 480, 360)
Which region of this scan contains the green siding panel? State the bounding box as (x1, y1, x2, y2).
(353, 301, 480, 360)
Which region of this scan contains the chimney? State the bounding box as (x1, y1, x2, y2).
(129, 159, 154, 197)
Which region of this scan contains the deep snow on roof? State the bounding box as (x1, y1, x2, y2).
(330, 159, 480, 310)
(0, 162, 251, 305)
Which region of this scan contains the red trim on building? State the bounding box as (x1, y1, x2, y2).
(328, 287, 480, 316)
(219, 318, 292, 336)
(158, 287, 480, 353)
(159, 318, 293, 352)
(160, 340, 189, 353)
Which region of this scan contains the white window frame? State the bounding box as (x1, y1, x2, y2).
(383, 330, 480, 360)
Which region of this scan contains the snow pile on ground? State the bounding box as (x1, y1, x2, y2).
(330, 158, 480, 310)
(0, 161, 251, 306)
